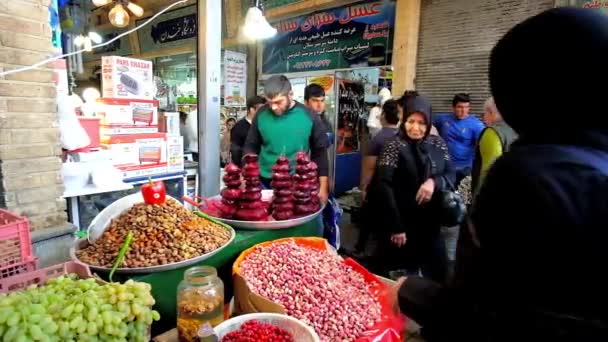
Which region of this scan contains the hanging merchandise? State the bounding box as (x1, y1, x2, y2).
(59, 0, 85, 34)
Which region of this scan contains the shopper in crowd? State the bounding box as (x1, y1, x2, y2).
(244, 75, 330, 204)
(185, 110, 199, 161)
(371, 95, 454, 282)
(354, 99, 400, 258)
(304, 83, 332, 133)
(396, 90, 440, 136)
(220, 118, 236, 167)
(471, 96, 517, 195)
(395, 8, 608, 341)
(433, 93, 484, 184)
(367, 88, 392, 137)
(230, 96, 266, 166)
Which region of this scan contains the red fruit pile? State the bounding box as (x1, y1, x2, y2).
(235, 154, 267, 221)
(220, 320, 295, 342)
(219, 163, 241, 218)
(271, 156, 294, 221)
(293, 152, 321, 216)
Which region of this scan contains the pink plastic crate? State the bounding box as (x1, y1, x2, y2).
(0, 261, 92, 294)
(0, 209, 33, 269)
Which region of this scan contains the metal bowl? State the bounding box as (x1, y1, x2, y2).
(70, 226, 235, 274)
(206, 190, 324, 230)
(75, 192, 236, 274)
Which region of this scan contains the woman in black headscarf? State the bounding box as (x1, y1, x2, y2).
(371, 95, 455, 283)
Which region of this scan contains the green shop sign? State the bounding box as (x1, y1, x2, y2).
(261, 0, 396, 74)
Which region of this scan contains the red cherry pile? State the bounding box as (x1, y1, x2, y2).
(235, 154, 267, 221)
(271, 156, 294, 221)
(220, 320, 295, 342)
(293, 151, 321, 216)
(219, 163, 241, 218)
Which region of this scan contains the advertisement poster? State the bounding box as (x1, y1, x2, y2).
(262, 0, 396, 74)
(223, 50, 247, 106)
(576, 0, 608, 12)
(136, 5, 196, 54)
(336, 79, 364, 153)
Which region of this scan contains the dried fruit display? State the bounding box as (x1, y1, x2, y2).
(239, 241, 382, 342)
(271, 156, 294, 221)
(235, 154, 267, 221)
(76, 199, 231, 268)
(292, 152, 320, 216)
(220, 320, 294, 342)
(219, 163, 242, 218)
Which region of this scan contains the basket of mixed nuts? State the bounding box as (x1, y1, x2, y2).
(71, 191, 235, 274)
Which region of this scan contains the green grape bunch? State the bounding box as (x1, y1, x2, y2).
(0, 275, 160, 341)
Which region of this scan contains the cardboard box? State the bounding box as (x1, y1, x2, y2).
(102, 133, 167, 179)
(97, 98, 159, 135)
(102, 56, 154, 100)
(158, 112, 180, 136)
(166, 136, 184, 173)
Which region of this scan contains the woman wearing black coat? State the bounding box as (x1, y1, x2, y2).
(370, 95, 455, 283)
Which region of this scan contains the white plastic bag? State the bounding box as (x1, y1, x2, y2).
(57, 94, 90, 150)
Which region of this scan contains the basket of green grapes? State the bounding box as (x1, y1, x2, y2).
(0, 261, 159, 341)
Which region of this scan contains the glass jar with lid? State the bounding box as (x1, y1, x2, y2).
(177, 266, 224, 342)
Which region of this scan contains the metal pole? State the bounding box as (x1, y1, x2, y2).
(197, 0, 222, 197)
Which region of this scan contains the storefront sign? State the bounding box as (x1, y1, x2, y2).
(136, 5, 196, 54)
(223, 50, 247, 106)
(577, 0, 608, 11)
(262, 0, 396, 74)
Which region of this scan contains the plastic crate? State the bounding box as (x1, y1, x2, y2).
(0, 209, 33, 269)
(0, 260, 92, 294)
(0, 258, 37, 280)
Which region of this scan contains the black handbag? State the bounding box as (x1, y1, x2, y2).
(438, 178, 466, 226)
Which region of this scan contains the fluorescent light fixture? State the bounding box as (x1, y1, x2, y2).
(92, 0, 112, 6)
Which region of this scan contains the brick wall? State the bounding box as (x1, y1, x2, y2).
(415, 0, 554, 114)
(0, 0, 68, 230)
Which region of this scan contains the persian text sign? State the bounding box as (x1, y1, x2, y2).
(262, 0, 396, 74)
(224, 51, 247, 106)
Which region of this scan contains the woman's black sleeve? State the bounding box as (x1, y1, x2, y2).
(375, 140, 405, 234)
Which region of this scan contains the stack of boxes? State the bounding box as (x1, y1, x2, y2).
(98, 56, 184, 179)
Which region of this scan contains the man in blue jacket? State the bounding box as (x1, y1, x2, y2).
(434, 94, 484, 184)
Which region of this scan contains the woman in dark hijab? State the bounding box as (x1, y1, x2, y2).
(395, 7, 608, 342)
(371, 95, 455, 283)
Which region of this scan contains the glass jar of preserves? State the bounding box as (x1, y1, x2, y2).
(177, 266, 224, 342)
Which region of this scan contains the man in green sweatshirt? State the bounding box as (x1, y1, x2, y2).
(244, 75, 330, 204)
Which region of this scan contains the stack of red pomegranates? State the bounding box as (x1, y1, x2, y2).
(270, 155, 294, 220)
(235, 154, 267, 221)
(219, 163, 241, 218)
(293, 151, 321, 216)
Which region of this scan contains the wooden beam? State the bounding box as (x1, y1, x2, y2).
(391, 0, 421, 96)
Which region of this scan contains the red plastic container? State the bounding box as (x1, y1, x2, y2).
(0, 209, 34, 271)
(72, 117, 101, 152)
(0, 261, 92, 294)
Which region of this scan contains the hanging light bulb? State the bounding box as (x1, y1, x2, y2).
(92, 0, 112, 7)
(126, 1, 144, 17)
(88, 31, 103, 44)
(243, 6, 277, 40)
(109, 3, 130, 28)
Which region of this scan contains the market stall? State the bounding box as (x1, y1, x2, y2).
(258, 0, 396, 195)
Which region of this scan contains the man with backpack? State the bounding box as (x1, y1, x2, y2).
(394, 7, 608, 341)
